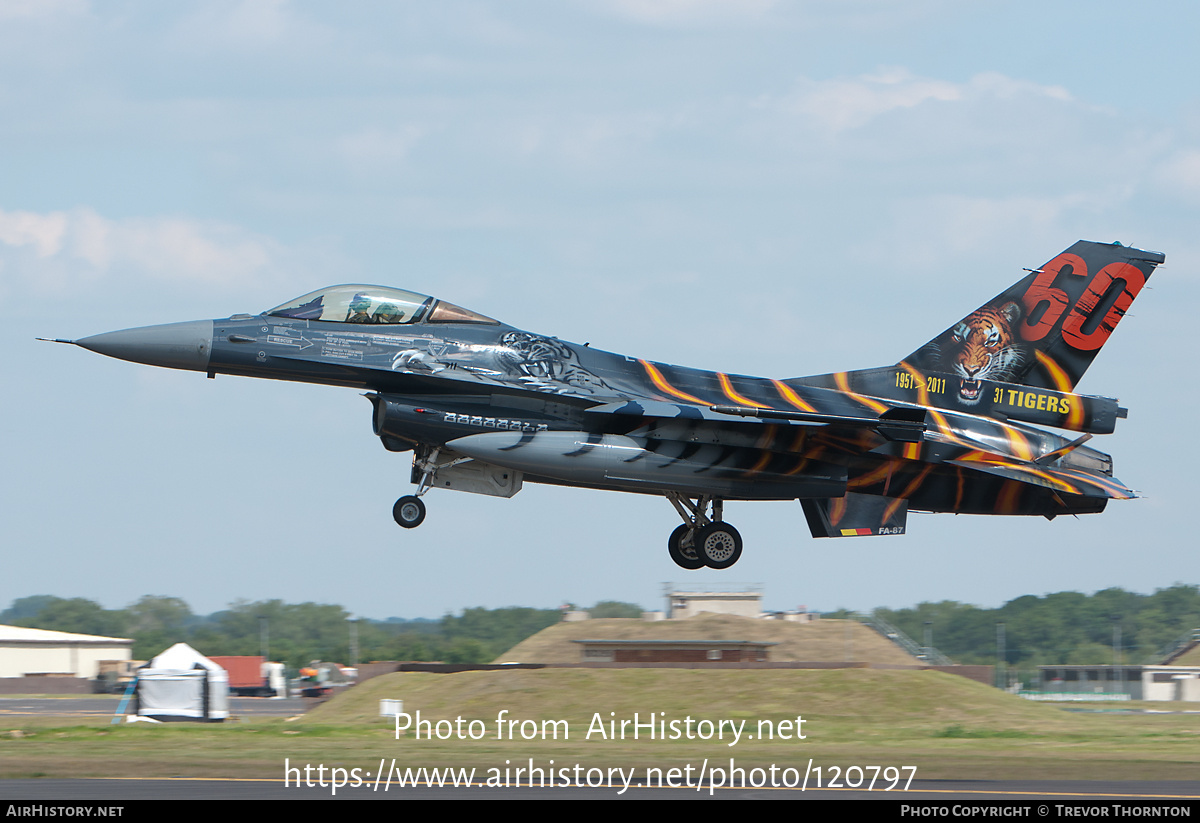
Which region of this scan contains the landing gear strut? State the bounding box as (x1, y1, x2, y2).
(391, 446, 445, 529)
(664, 493, 743, 569)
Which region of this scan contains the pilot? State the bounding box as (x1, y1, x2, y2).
(372, 302, 405, 324)
(345, 293, 372, 323)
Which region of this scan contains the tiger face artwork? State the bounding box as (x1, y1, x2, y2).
(929, 301, 1027, 405)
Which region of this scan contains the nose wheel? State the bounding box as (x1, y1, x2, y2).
(664, 493, 743, 569)
(393, 495, 426, 528)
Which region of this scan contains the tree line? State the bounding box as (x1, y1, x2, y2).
(867, 584, 1200, 672)
(0, 596, 640, 668)
(5, 588, 1196, 676)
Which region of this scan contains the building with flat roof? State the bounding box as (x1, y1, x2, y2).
(1037, 665, 1200, 701)
(0, 624, 132, 680)
(665, 584, 763, 619)
(661, 583, 817, 622)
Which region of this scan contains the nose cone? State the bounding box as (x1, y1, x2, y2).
(75, 320, 214, 372)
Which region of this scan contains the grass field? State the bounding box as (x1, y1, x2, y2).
(1, 668, 1198, 783)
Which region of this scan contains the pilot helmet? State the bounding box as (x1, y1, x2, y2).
(373, 302, 403, 323)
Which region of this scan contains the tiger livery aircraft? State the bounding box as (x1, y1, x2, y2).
(50, 239, 1162, 569)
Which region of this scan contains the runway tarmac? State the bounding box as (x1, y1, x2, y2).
(0, 696, 313, 719)
(1, 777, 1198, 801)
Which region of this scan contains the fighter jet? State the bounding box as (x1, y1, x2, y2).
(50, 239, 1162, 570)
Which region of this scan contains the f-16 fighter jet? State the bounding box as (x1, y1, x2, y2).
(51, 240, 1162, 570)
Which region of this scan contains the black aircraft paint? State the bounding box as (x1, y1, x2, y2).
(53, 240, 1163, 570)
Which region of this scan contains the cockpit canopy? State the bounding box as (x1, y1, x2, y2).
(266, 285, 497, 326)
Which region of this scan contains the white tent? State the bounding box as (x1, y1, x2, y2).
(136, 643, 229, 722)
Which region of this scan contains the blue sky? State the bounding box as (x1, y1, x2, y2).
(3, 1, 1198, 619)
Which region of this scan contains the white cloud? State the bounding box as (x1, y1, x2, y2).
(0, 0, 87, 21)
(766, 68, 1073, 133)
(594, 0, 779, 27)
(0, 209, 68, 257)
(0, 207, 280, 294)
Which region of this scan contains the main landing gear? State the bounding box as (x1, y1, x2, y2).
(665, 493, 743, 570)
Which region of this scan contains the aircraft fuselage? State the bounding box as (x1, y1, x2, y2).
(61, 239, 1163, 567)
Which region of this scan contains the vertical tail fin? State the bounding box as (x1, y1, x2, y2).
(905, 240, 1164, 401)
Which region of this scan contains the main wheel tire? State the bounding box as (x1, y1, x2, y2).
(667, 524, 704, 570)
(393, 495, 427, 529)
(694, 523, 743, 569)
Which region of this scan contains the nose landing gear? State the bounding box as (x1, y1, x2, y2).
(392, 447, 442, 529)
(393, 495, 426, 528)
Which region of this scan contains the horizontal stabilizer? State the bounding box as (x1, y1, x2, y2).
(947, 458, 1133, 499)
(801, 492, 907, 538)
